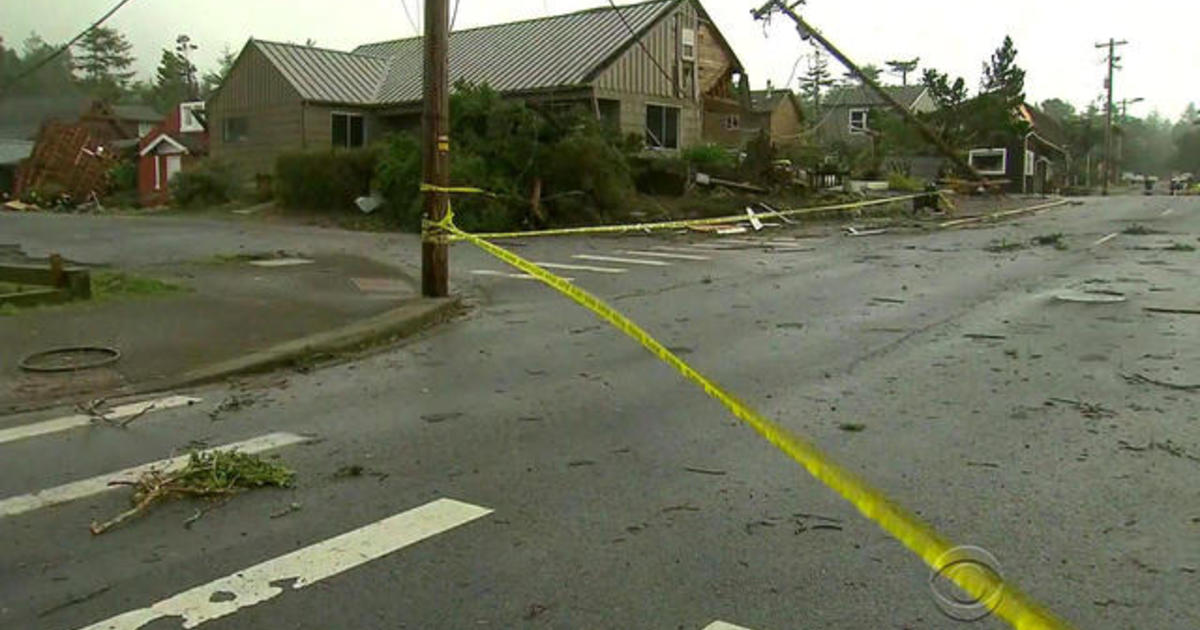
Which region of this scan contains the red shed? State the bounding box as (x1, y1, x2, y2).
(138, 102, 208, 206)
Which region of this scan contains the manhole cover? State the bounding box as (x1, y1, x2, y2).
(19, 346, 121, 373)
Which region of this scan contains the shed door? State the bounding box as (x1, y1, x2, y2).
(165, 155, 182, 184)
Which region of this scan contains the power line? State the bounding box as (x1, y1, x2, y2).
(0, 0, 137, 94)
(400, 0, 421, 37)
(606, 0, 676, 94)
(451, 0, 462, 30)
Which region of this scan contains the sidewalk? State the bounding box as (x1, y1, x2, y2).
(0, 251, 455, 413)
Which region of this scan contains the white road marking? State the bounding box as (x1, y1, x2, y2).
(572, 254, 671, 267)
(1161, 208, 1174, 217)
(0, 396, 202, 446)
(534, 262, 627, 274)
(704, 622, 755, 630)
(0, 432, 308, 519)
(470, 270, 537, 280)
(75, 498, 492, 630)
(247, 258, 314, 268)
(620, 250, 711, 261)
(650, 246, 717, 254)
(1092, 232, 1120, 247)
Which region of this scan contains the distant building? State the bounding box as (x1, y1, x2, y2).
(138, 102, 209, 206)
(747, 86, 805, 147)
(967, 102, 1067, 194)
(812, 84, 936, 147)
(207, 0, 750, 183)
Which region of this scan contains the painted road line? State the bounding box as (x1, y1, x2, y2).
(470, 270, 538, 280)
(1092, 232, 1120, 247)
(534, 262, 627, 275)
(0, 432, 308, 519)
(620, 250, 711, 261)
(0, 396, 202, 446)
(650, 246, 718, 254)
(75, 498, 492, 630)
(704, 622, 755, 630)
(572, 254, 671, 267)
(248, 258, 314, 268)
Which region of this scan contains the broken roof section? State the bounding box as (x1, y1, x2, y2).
(241, 0, 678, 107)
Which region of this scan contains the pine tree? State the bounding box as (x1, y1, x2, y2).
(201, 46, 237, 97)
(841, 64, 881, 87)
(799, 49, 835, 110)
(981, 36, 1025, 107)
(886, 58, 920, 86)
(73, 26, 136, 101)
(152, 49, 192, 111)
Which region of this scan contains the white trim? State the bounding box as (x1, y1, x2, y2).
(179, 102, 205, 133)
(968, 148, 1008, 176)
(139, 133, 189, 157)
(848, 108, 869, 134)
(153, 156, 161, 191)
(1025, 149, 1036, 176)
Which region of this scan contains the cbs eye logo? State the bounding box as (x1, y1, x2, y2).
(928, 546, 1005, 622)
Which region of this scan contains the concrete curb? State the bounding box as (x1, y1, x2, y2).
(139, 296, 462, 394)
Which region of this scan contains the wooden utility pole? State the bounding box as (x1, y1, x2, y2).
(1095, 38, 1128, 196)
(422, 0, 451, 297)
(753, 1, 984, 181)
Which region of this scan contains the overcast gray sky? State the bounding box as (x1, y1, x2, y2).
(4, 0, 1196, 119)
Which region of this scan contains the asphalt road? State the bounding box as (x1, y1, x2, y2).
(1, 196, 1198, 630)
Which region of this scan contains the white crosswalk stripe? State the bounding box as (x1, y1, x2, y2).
(74, 498, 493, 630)
(620, 250, 711, 261)
(0, 432, 309, 518)
(534, 262, 627, 274)
(470, 269, 575, 281)
(572, 254, 671, 267)
(0, 396, 202, 446)
(704, 622, 756, 630)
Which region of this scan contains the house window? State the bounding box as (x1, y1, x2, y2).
(222, 117, 249, 143)
(969, 148, 1008, 175)
(180, 102, 205, 133)
(681, 28, 696, 61)
(722, 115, 740, 131)
(849, 109, 869, 134)
(137, 122, 155, 138)
(332, 113, 365, 149)
(1025, 150, 1036, 176)
(646, 104, 680, 149)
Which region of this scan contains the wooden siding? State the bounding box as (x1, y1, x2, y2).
(595, 88, 700, 150)
(208, 44, 304, 181)
(696, 22, 732, 95)
(769, 99, 803, 146)
(594, 3, 695, 99)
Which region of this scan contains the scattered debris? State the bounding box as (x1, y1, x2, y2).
(524, 603, 549, 620)
(567, 459, 597, 468)
(334, 464, 366, 478)
(1164, 242, 1196, 252)
(964, 333, 1007, 341)
(1144, 306, 1200, 316)
(984, 239, 1025, 253)
(1048, 397, 1116, 419)
(269, 502, 303, 519)
(776, 322, 805, 330)
(1120, 373, 1200, 392)
(35, 585, 112, 618)
(1032, 233, 1068, 249)
(1055, 291, 1127, 304)
(966, 461, 1001, 468)
(662, 504, 701, 513)
(683, 466, 727, 476)
(837, 423, 866, 433)
(845, 226, 888, 237)
(208, 393, 262, 420)
(1122, 224, 1164, 235)
(871, 297, 906, 304)
(90, 450, 294, 535)
(422, 412, 464, 424)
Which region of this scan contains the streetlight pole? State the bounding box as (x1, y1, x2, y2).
(421, 0, 451, 297)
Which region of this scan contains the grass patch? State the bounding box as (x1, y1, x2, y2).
(984, 239, 1026, 253)
(93, 272, 184, 300)
(1164, 242, 1196, 252)
(1031, 233, 1068, 250)
(0, 303, 18, 317)
(91, 450, 294, 535)
(1123, 224, 1165, 235)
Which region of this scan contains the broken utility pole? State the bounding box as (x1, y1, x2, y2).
(422, 0, 451, 297)
(753, 1, 985, 182)
(1095, 38, 1128, 197)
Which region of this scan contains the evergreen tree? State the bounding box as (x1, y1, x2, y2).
(885, 58, 920, 86)
(201, 45, 237, 97)
(73, 26, 136, 101)
(981, 36, 1026, 107)
(151, 49, 192, 111)
(799, 49, 835, 110)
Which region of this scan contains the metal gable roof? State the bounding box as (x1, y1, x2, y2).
(253, 40, 390, 105)
(354, 0, 677, 105)
(825, 85, 929, 109)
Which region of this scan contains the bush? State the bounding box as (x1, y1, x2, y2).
(107, 161, 137, 192)
(170, 159, 238, 208)
(373, 134, 423, 229)
(631, 155, 689, 196)
(887, 172, 925, 192)
(275, 148, 378, 212)
(682, 143, 736, 173)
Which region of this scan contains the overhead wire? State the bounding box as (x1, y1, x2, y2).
(400, 0, 421, 37)
(0, 0, 137, 94)
(606, 0, 675, 89)
(451, 0, 462, 30)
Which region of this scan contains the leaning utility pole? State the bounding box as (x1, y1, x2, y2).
(422, 0, 451, 297)
(1095, 38, 1128, 196)
(753, 1, 984, 181)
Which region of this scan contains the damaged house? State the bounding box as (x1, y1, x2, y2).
(207, 0, 750, 186)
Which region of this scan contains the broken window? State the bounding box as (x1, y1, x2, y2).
(849, 108, 869, 134)
(969, 148, 1008, 175)
(222, 117, 249, 143)
(332, 113, 365, 149)
(646, 105, 680, 149)
(723, 115, 740, 131)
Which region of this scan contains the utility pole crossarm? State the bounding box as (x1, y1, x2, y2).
(754, 0, 985, 182)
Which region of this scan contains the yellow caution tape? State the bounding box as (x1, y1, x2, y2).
(420, 189, 935, 242)
(429, 194, 1075, 630)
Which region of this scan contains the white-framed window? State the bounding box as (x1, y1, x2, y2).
(1025, 150, 1036, 176)
(180, 102, 206, 133)
(849, 108, 869, 134)
(969, 148, 1008, 175)
(645, 104, 680, 149)
(332, 112, 365, 149)
(681, 28, 696, 61)
(222, 116, 249, 143)
(722, 114, 740, 131)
